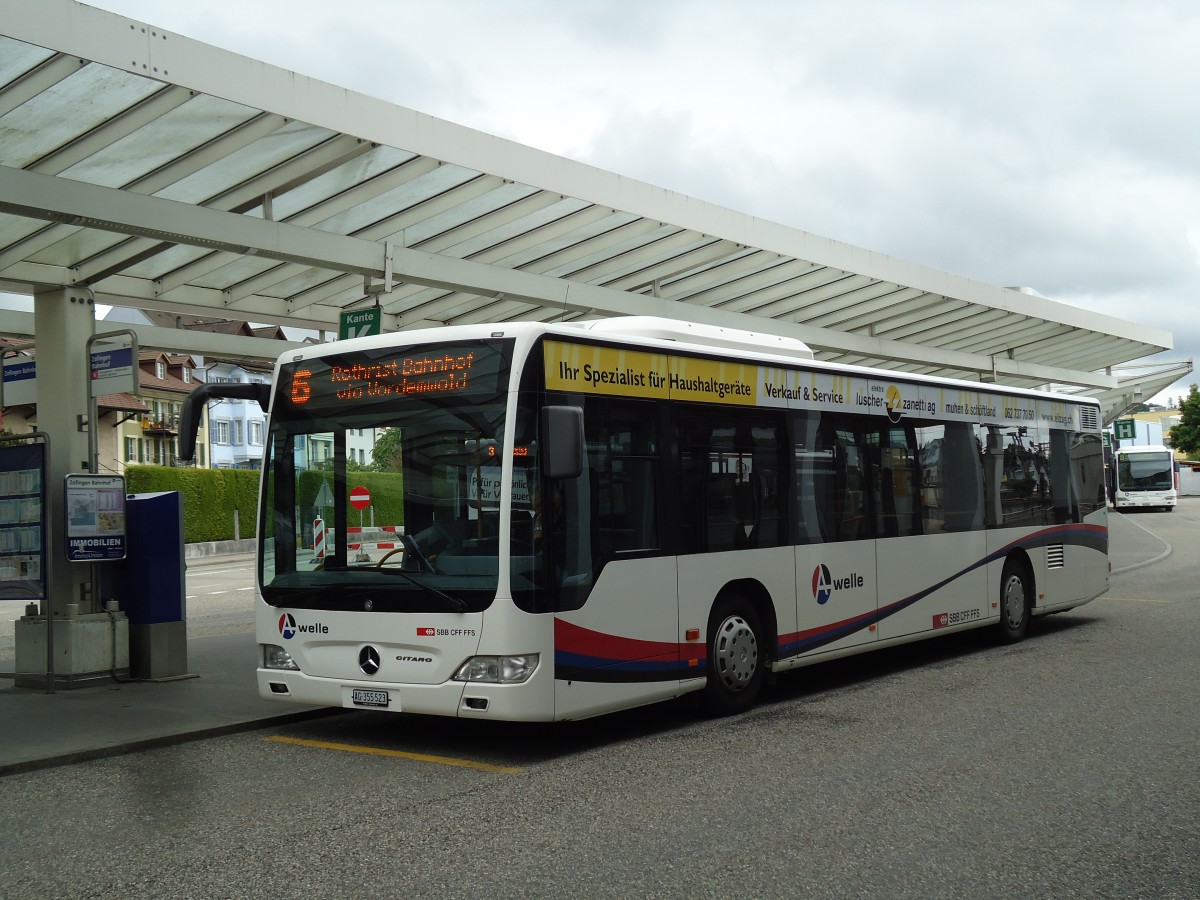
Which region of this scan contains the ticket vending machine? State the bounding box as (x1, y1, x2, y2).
(111, 491, 187, 679)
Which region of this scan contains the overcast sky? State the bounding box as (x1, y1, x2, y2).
(82, 0, 1199, 404)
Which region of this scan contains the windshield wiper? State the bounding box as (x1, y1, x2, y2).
(352, 566, 467, 613)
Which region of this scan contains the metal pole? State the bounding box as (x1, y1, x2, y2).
(82, 329, 138, 627)
(43, 433, 53, 694)
(84, 328, 140, 476)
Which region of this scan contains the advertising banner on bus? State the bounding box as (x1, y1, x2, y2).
(545, 341, 1088, 432)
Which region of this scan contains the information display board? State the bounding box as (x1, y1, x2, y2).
(0, 355, 37, 406)
(89, 344, 137, 397)
(65, 473, 127, 562)
(0, 440, 46, 600)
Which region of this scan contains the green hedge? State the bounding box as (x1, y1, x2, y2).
(125, 466, 261, 544)
(124, 466, 405, 544)
(298, 470, 405, 527)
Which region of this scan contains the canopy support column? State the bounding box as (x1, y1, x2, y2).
(14, 288, 129, 688)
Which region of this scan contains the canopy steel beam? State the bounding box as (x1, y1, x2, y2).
(0, 166, 1119, 389)
(0, 309, 300, 360)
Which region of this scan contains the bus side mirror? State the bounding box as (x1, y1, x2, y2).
(541, 405, 583, 480)
(179, 382, 271, 462)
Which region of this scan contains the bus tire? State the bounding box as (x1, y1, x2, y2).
(996, 557, 1031, 643)
(702, 594, 764, 716)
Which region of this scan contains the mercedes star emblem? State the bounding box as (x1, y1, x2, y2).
(358, 645, 381, 676)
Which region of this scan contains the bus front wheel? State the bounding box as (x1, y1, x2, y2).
(996, 557, 1031, 643)
(702, 594, 765, 716)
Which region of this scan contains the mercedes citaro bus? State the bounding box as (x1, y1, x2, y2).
(1110, 444, 1178, 512)
(181, 317, 1109, 721)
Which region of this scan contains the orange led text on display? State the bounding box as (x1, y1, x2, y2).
(290, 369, 313, 405)
(299, 353, 476, 403)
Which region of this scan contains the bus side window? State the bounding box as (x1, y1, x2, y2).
(680, 411, 786, 553)
(1069, 432, 1105, 518)
(832, 423, 868, 541)
(997, 424, 1051, 525)
(1056, 430, 1105, 521)
(587, 399, 660, 559)
(795, 412, 865, 543)
(919, 422, 983, 533)
(870, 425, 920, 539)
(1048, 428, 1072, 523)
(793, 412, 828, 544)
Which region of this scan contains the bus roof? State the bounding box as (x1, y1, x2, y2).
(278, 317, 1102, 410)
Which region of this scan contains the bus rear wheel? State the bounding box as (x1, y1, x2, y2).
(996, 557, 1031, 643)
(702, 594, 764, 716)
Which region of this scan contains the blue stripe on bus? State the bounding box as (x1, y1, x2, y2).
(555, 523, 1107, 682)
(554, 651, 698, 683)
(779, 523, 1107, 656)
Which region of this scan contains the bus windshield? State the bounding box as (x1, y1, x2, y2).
(258, 338, 514, 614)
(1116, 451, 1173, 492)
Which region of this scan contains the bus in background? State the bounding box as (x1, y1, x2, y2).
(181, 316, 1109, 721)
(1110, 444, 1178, 512)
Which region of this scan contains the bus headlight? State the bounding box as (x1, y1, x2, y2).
(263, 644, 300, 671)
(453, 654, 539, 684)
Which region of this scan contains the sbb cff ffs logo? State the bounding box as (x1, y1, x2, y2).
(811, 565, 866, 605)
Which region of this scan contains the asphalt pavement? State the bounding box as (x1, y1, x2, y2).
(0, 511, 1178, 776)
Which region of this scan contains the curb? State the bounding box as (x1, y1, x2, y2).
(0, 707, 344, 779)
(1110, 512, 1174, 576)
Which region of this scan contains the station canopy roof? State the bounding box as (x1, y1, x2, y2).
(0, 0, 1190, 421)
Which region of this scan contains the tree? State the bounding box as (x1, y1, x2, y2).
(370, 427, 403, 471)
(1168, 384, 1200, 458)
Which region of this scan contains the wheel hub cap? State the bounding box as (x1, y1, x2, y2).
(1003, 576, 1025, 628)
(714, 615, 758, 691)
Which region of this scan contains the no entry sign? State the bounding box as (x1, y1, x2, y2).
(349, 486, 371, 510)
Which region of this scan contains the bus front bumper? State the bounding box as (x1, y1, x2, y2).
(1115, 494, 1177, 508)
(257, 667, 556, 722)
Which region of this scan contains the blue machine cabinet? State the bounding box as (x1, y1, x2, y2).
(112, 491, 188, 679)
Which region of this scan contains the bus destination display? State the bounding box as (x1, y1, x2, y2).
(286, 341, 510, 409)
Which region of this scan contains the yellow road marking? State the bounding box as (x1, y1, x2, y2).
(264, 735, 523, 773)
(1101, 596, 1173, 603)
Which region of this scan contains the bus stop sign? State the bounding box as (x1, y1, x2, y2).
(1114, 419, 1136, 440)
(339, 308, 381, 340)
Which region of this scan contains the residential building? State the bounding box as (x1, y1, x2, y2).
(346, 427, 382, 468)
(1, 341, 151, 474)
(114, 352, 207, 469)
(97, 391, 151, 473)
(103, 309, 290, 469)
(206, 357, 272, 469)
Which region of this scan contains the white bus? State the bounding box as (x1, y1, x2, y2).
(1110, 444, 1178, 512)
(183, 317, 1109, 721)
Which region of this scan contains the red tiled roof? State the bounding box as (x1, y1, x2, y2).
(138, 357, 195, 393)
(96, 392, 149, 413)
